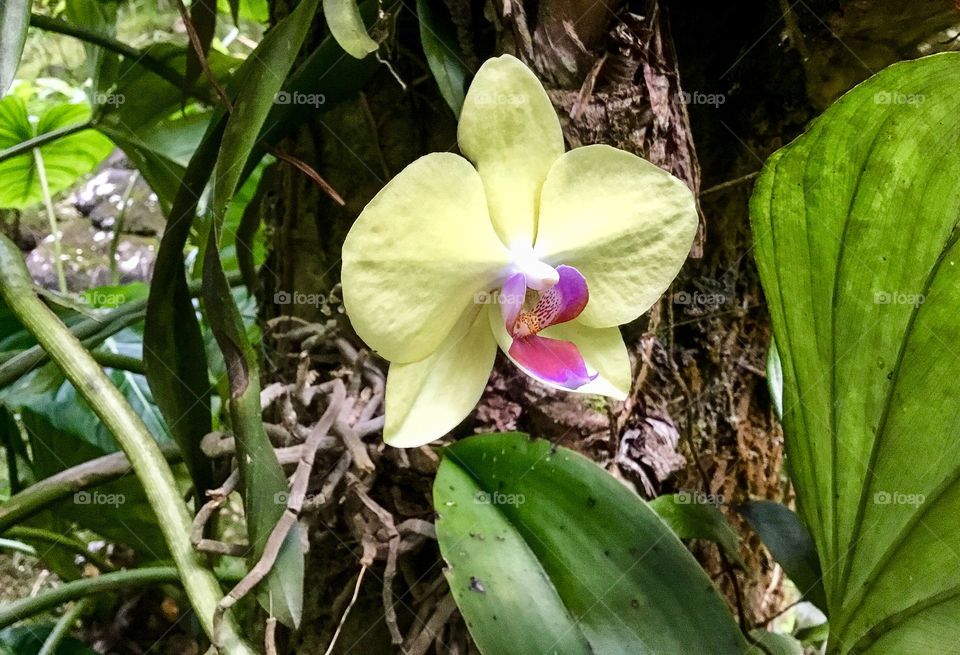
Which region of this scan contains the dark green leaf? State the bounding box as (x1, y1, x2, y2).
(0, 0, 31, 97)
(143, 118, 225, 498)
(202, 233, 303, 628)
(737, 501, 826, 611)
(435, 432, 749, 655)
(416, 0, 467, 115)
(212, 0, 320, 224)
(751, 52, 960, 653)
(0, 625, 96, 655)
(649, 493, 743, 566)
(186, 0, 218, 88)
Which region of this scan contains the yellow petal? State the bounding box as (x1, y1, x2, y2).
(486, 304, 630, 399)
(458, 55, 564, 248)
(535, 144, 697, 328)
(342, 152, 510, 363)
(384, 306, 497, 447)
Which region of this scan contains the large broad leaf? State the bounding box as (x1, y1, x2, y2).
(0, 0, 31, 97)
(0, 327, 175, 556)
(750, 52, 960, 653)
(434, 432, 749, 654)
(0, 97, 113, 209)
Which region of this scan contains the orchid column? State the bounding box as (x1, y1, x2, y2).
(342, 55, 698, 447)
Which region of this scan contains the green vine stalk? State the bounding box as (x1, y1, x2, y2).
(0, 234, 256, 655)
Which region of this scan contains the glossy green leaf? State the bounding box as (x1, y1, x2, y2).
(144, 118, 224, 502)
(434, 432, 749, 655)
(737, 501, 826, 611)
(0, 0, 30, 97)
(416, 0, 467, 115)
(322, 0, 378, 59)
(0, 98, 112, 209)
(649, 493, 743, 566)
(750, 52, 960, 654)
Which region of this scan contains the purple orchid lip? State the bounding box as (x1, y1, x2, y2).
(500, 265, 597, 390)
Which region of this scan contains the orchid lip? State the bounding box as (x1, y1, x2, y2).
(498, 264, 597, 390)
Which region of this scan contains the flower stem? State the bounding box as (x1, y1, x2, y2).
(0, 234, 256, 654)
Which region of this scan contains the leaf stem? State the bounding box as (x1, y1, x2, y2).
(0, 567, 179, 629)
(32, 148, 67, 293)
(109, 171, 139, 285)
(0, 234, 256, 654)
(37, 596, 93, 655)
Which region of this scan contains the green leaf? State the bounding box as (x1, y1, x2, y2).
(737, 501, 826, 611)
(0, 0, 31, 97)
(649, 493, 743, 566)
(416, 0, 467, 115)
(434, 432, 749, 655)
(0, 625, 96, 655)
(143, 118, 225, 499)
(202, 234, 303, 628)
(186, 0, 218, 88)
(322, 0, 378, 59)
(750, 52, 960, 653)
(749, 630, 804, 655)
(0, 98, 112, 209)
(212, 0, 320, 225)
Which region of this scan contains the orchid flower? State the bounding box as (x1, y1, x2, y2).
(341, 55, 697, 447)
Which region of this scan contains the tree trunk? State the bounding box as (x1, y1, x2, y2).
(257, 0, 960, 650)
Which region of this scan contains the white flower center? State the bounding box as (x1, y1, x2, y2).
(507, 243, 558, 291)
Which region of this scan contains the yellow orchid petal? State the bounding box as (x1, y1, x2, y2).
(342, 152, 510, 363)
(487, 304, 630, 399)
(535, 144, 698, 328)
(384, 306, 497, 447)
(458, 54, 564, 248)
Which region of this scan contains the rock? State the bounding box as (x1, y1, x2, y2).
(73, 168, 165, 236)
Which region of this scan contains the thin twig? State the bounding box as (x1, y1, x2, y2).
(323, 566, 367, 655)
